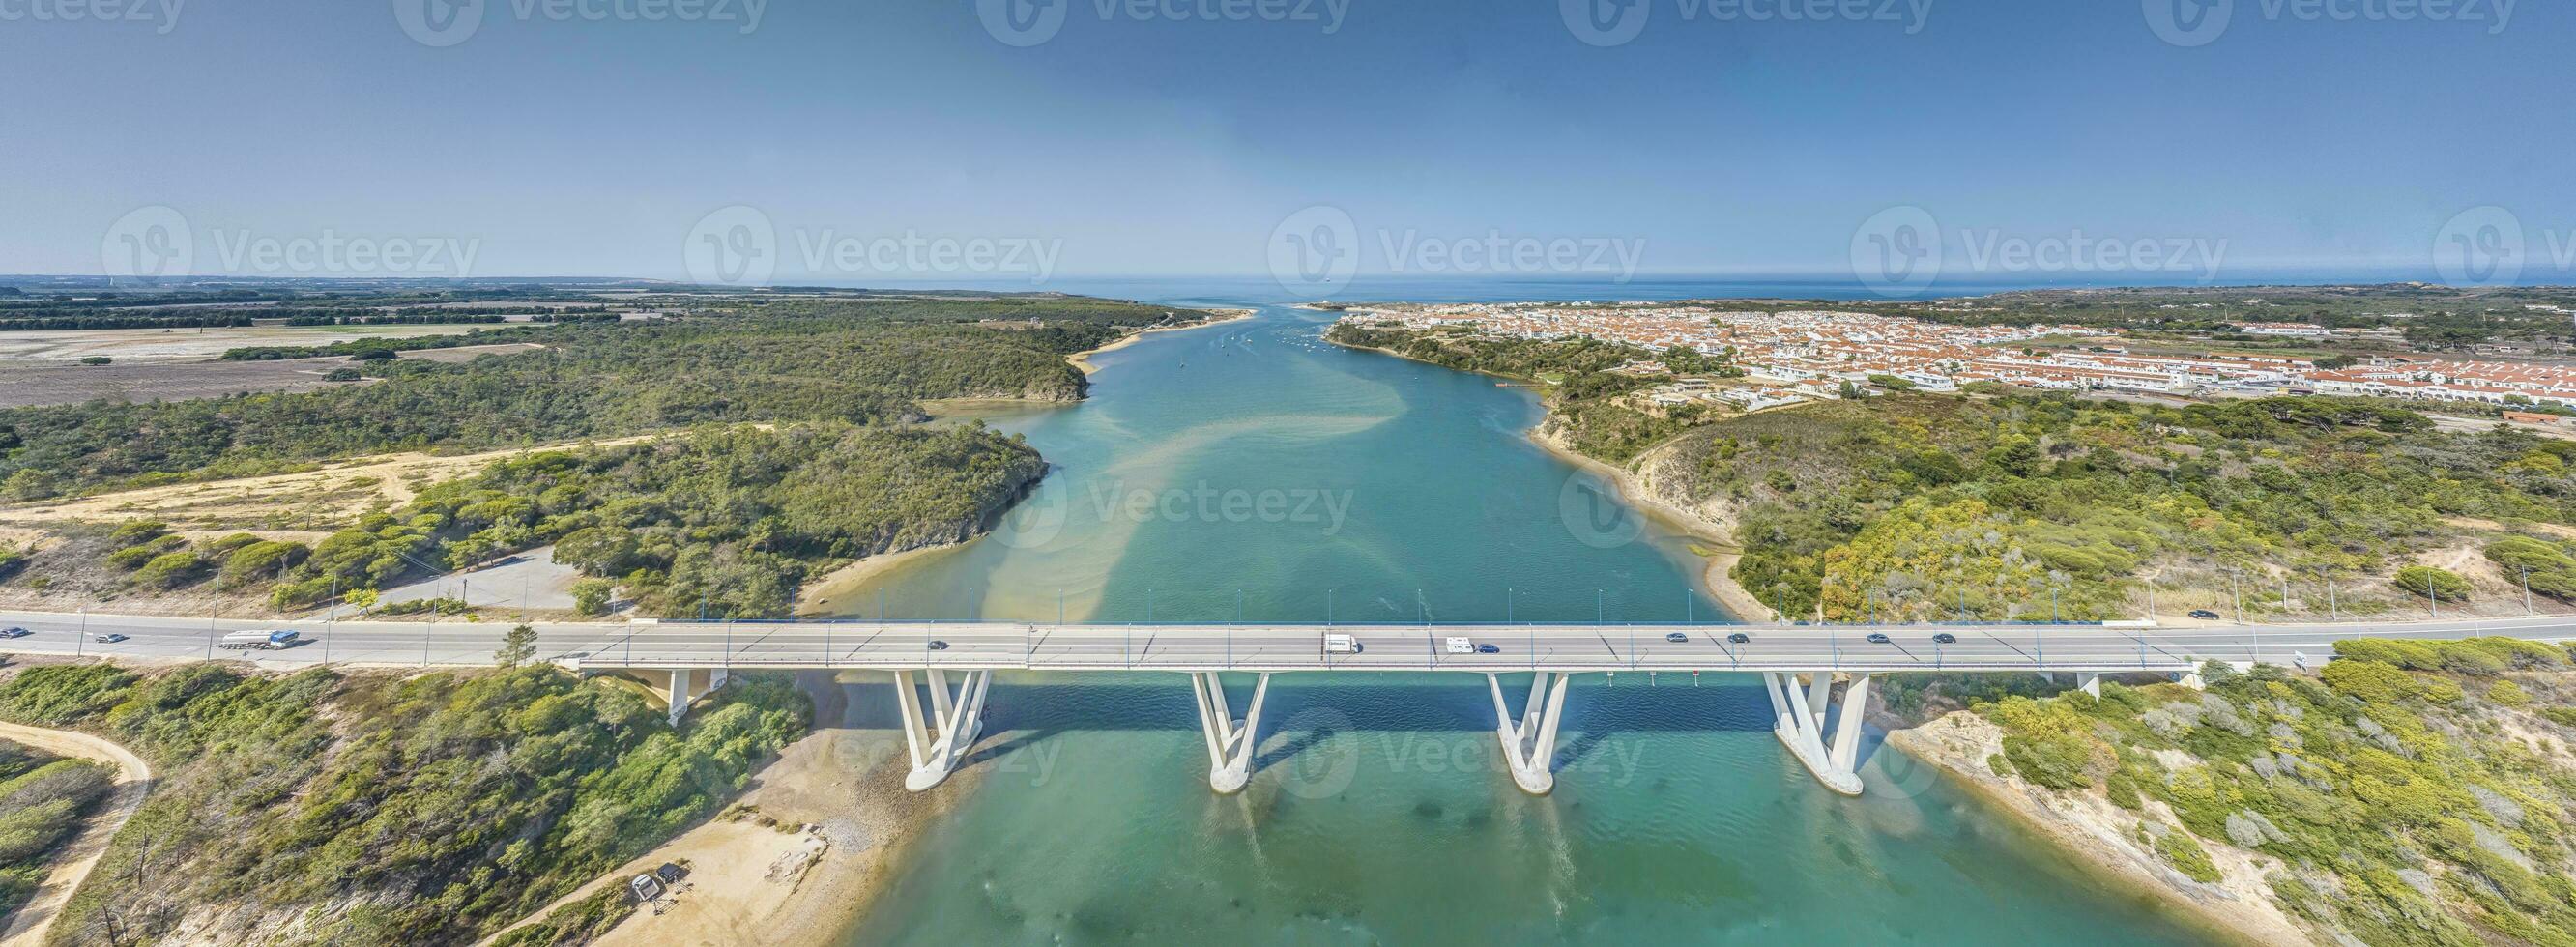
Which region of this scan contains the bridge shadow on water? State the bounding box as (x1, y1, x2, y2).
(833, 672, 1786, 777)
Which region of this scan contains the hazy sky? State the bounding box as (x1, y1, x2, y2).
(3, 0, 2569, 288)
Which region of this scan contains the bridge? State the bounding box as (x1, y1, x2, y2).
(4, 608, 2569, 797)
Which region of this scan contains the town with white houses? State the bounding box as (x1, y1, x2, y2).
(1337, 301, 2576, 419)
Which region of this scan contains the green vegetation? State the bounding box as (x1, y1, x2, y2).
(2394, 565, 2474, 603)
(487, 885, 634, 947)
(253, 421, 1041, 617)
(1335, 320, 2576, 622)
(1972, 641, 2576, 946)
(0, 740, 114, 922)
(1326, 321, 1713, 462)
(0, 663, 810, 946)
(0, 295, 1201, 500)
(1650, 392, 2565, 621)
(2487, 536, 2576, 601)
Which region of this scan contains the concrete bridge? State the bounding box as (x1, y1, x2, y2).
(4, 609, 2570, 798)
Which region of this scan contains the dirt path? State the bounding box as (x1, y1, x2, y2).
(0, 434, 673, 535)
(0, 723, 153, 947)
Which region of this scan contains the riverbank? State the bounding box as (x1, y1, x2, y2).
(1323, 332, 1770, 618)
(1068, 308, 1255, 375)
(1883, 714, 2309, 946)
(486, 673, 979, 947)
(796, 541, 974, 617)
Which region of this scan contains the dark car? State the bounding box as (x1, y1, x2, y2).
(1865, 633, 1892, 645)
(1664, 632, 1688, 644)
(95, 633, 129, 644)
(1932, 633, 1957, 645)
(925, 640, 950, 651)
(0, 627, 29, 639)
(1726, 632, 1751, 645)
(1474, 643, 1500, 654)
(2187, 609, 2222, 620)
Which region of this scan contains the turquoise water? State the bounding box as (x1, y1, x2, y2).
(834, 301, 2211, 945)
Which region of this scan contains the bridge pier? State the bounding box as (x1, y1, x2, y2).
(656, 668, 730, 726)
(892, 669, 991, 791)
(1187, 672, 1272, 793)
(1763, 672, 1870, 795)
(1487, 672, 1574, 795)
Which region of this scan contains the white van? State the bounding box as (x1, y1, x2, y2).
(1323, 633, 1358, 655)
(1443, 637, 1473, 654)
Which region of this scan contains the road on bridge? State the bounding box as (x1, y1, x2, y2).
(4, 609, 2571, 674)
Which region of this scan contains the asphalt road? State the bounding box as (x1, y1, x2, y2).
(4, 609, 2570, 675)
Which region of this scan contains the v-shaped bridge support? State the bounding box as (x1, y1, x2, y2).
(1189, 672, 1272, 793)
(1488, 672, 1574, 795)
(1761, 671, 1871, 795)
(893, 669, 992, 791)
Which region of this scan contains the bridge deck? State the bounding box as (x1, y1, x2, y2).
(5, 610, 2569, 674)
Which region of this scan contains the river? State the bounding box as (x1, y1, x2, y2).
(828, 283, 2213, 945)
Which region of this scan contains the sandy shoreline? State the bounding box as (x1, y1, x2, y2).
(1520, 427, 1774, 621)
(794, 542, 973, 617)
(1069, 308, 1256, 375)
(1884, 716, 2307, 946)
(1321, 334, 1771, 619)
(483, 673, 979, 947)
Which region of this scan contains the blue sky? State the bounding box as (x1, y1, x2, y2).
(1, 0, 2568, 287)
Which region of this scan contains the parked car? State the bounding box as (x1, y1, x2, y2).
(1663, 632, 1688, 644)
(1726, 632, 1751, 645)
(1932, 633, 1957, 645)
(95, 633, 129, 644)
(1865, 633, 1892, 645)
(0, 627, 29, 639)
(925, 640, 950, 651)
(2187, 609, 2222, 620)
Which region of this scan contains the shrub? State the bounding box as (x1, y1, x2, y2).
(2392, 566, 2471, 602)
(571, 578, 616, 617)
(107, 519, 167, 544)
(218, 540, 310, 590)
(2155, 827, 2223, 883)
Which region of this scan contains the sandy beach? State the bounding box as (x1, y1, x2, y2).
(1884, 715, 2307, 946)
(795, 542, 975, 617)
(482, 673, 980, 947)
(1069, 308, 1256, 375)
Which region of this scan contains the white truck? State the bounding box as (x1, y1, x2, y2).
(219, 629, 300, 650)
(1443, 637, 1473, 654)
(1322, 633, 1359, 655)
